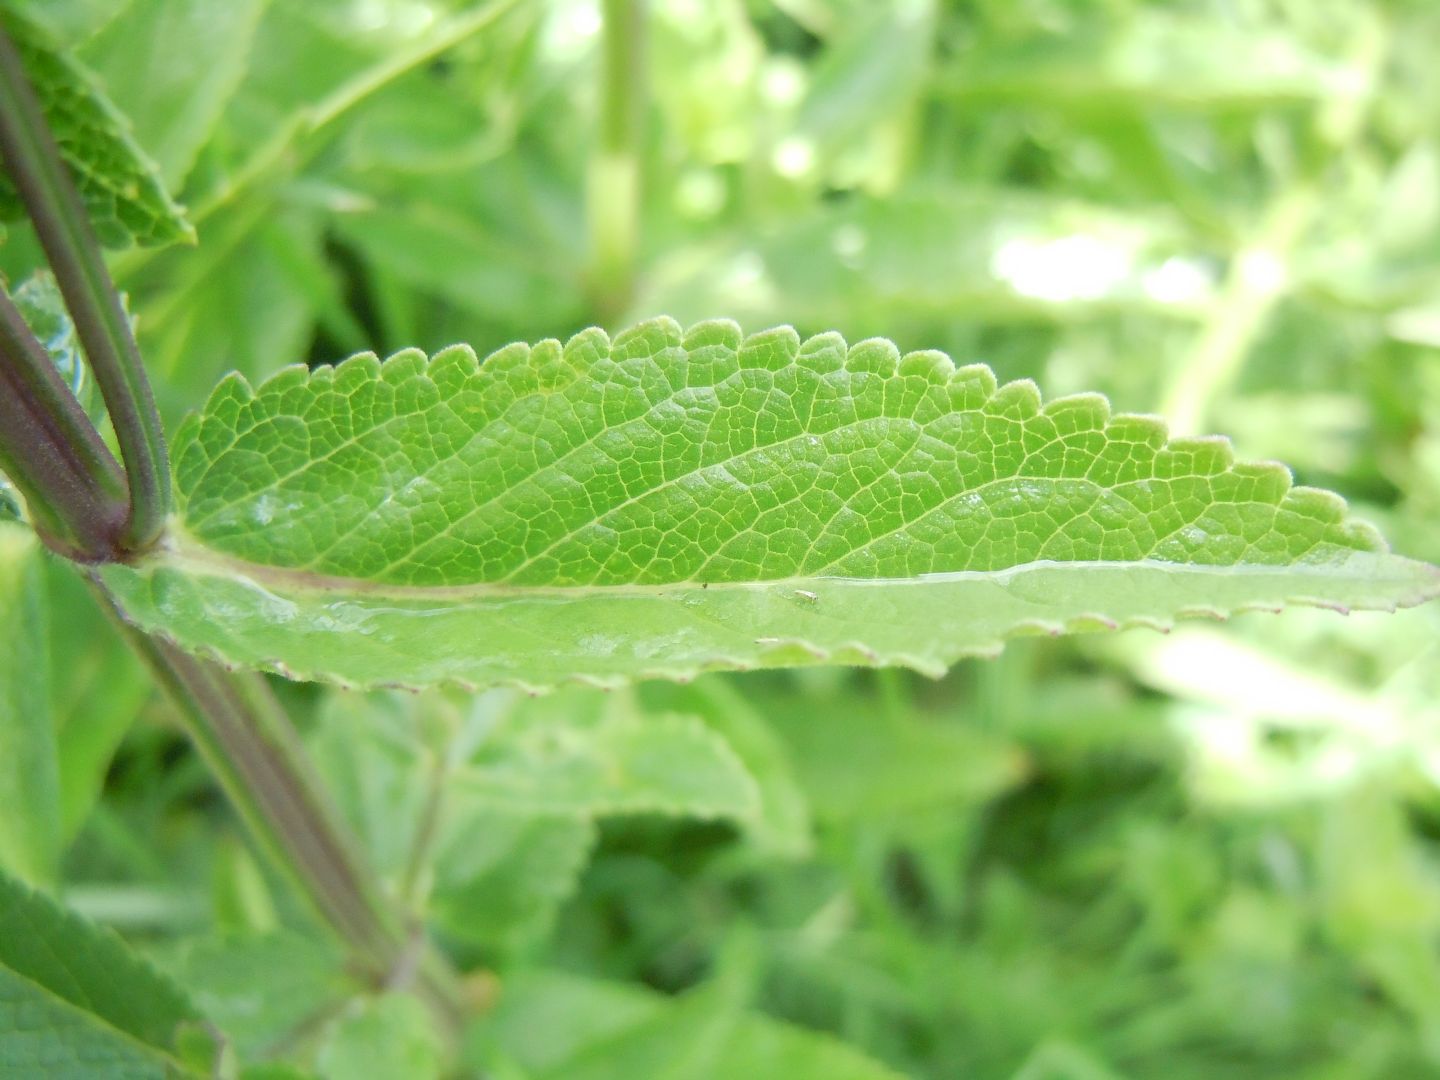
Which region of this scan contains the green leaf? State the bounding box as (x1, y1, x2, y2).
(0, 866, 216, 1077)
(786, 0, 935, 187)
(9, 272, 102, 423)
(312, 687, 760, 950)
(429, 809, 593, 951)
(0, 523, 59, 885)
(315, 992, 443, 1080)
(465, 969, 908, 1080)
(447, 692, 760, 819)
(942, 11, 1354, 110)
(167, 931, 348, 1061)
(764, 691, 1026, 820)
(0, 513, 146, 854)
(638, 678, 813, 856)
(311, 693, 596, 952)
(641, 191, 1211, 335)
(44, 558, 151, 842)
(0, 3, 192, 247)
(78, 0, 266, 191)
(100, 318, 1440, 690)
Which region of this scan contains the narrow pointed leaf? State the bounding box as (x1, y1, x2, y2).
(100, 318, 1440, 691)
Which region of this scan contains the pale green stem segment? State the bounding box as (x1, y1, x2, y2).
(0, 26, 169, 552)
(92, 587, 466, 1031)
(587, 0, 648, 320)
(1160, 17, 1385, 435)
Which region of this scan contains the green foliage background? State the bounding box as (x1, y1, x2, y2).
(3, 0, 1440, 1076)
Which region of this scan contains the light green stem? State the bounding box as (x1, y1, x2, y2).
(586, 0, 648, 320)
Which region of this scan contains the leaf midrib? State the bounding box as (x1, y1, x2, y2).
(151, 532, 1429, 603)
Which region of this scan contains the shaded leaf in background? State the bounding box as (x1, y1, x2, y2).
(43, 559, 154, 843)
(639, 677, 813, 857)
(0, 867, 217, 1077)
(640, 191, 1213, 337)
(764, 691, 1026, 821)
(314, 687, 760, 951)
(314, 992, 442, 1080)
(941, 11, 1354, 111)
(168, 931, 347, 1062)
(311, 692, 595, 953)
(78, 0, 266, 191)
(465, 968, 908, 1080)
(0, 523, 58, 885)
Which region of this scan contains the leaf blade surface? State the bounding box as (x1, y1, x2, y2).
(0, 867, 213, 1077)
(0, 4, 193, 247)
(100, 318, 1440, 689)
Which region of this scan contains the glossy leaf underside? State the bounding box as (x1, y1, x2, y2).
(100, 318, 1440, 690)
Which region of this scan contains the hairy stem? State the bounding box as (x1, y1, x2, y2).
(0, 287, 128, 559)
(95, 591, 465, 1028)
(0, 25, 169, 552)
(587, 0, 648, 320)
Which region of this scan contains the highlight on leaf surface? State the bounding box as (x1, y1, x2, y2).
(99, 317, 1440, 691)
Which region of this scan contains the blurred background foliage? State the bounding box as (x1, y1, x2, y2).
(3, 0, 1440, 1076)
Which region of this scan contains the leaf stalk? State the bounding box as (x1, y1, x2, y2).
(587, 0, 648, 320)
(97, 591, 466, 1028)
(0, 286, 128, 560)
(0, 25, 169, 552)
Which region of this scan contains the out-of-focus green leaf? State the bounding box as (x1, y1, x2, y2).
(332, 149, 586, 345)
(0, 866, 217, 1077)
(0, 523, 58, 885)
(168, 931, 348, 1061)
(309, 690, 593, 952)
(8, 0, 130, 46)
(465, 969, 908, 1080)
(0, 3, 192, 247)
(429, 809, 594, 951)
(314, 686, 761, 950)
(447, 695, 760, 820)
(942, 12, 1357, 111)
(1319, 786, 1440, 1045)
(43, 559, 151, 841)
(315, 992, 442, 1080)
(785, 0, 934, 191)
(79, 0, 266, 190)
(765, 694, 1026, 820)
(651, 0, 763, 165)
(139, 209, 327, 421)
(640, 677, 813, 856)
